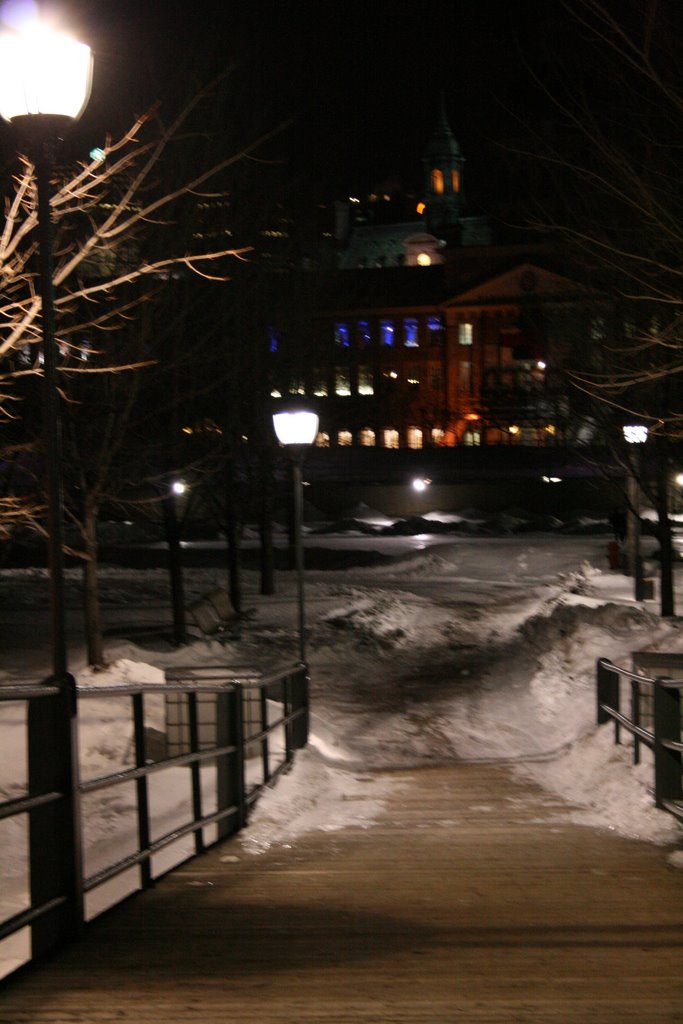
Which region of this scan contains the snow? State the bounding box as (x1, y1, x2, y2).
(1, 512, 683, 977)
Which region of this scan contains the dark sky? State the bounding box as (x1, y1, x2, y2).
(5, 1, 581, 207)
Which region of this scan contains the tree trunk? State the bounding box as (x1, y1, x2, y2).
(82, 503, 105, 667)
(259, 446, 275, 595)
(224, 466, 242, 616)
(656, 470, 675, 617)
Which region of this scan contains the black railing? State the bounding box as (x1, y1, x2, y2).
(0, 662, 308, 981)
(596, 657, 683, 824)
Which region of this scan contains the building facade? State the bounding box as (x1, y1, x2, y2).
(270, 104, 603, 450)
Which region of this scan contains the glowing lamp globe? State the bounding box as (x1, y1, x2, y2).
(273, 411, 319, 448)
(0, 23, 93, 125)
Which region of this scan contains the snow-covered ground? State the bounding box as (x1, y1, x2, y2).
(2, 506, 683, 977)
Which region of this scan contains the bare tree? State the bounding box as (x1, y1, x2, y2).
(0, 75, 286, 662)
(507, 0, 683, 614)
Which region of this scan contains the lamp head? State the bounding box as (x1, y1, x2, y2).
(0, 20, 92, 129)
(273, 409, 319, 449)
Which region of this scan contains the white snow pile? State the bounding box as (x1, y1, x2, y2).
(2, 534, 683, 895)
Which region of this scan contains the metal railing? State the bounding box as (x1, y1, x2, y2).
(596, 657, 683, 824)
(0, 662, 308, 980)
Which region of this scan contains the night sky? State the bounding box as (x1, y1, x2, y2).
(2, 1, 601, 209)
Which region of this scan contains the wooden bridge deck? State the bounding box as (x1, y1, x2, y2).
(2, 763, 682, 1023)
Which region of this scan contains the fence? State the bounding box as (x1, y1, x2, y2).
(0, 662, 308, 981)
(596, 656, 683, 825)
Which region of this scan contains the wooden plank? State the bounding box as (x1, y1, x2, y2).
(1, 764, 682, 1023)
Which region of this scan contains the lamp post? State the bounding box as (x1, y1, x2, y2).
(623, 424, 649, 602)
(273, 409, 319, 664)
(0, 16, 93, 952)
(0, 20, 93, 680)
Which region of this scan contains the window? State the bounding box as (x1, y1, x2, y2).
(337, 430, 353, 446)
(312, 372, 328, 397)
(403, 317, 419, 347)
(451, 169, 460, 193)
(463, 429, 481, 446)
(431, 168, 444, 194)
(380, 319, 395, 346)
(431, 427, 445, 445)
(334, 322, 350, 348)
(458, 322, 473, 346)
(288, 377, 305, 395)
(459, 362, 471, 393)
(416, 252, 431, 267)
(427, 315, 444, 346)
(406, 427, 423, 450)
(359, 428, 376, 447)
(358, 366, 374, 395)
(357, 320, 372, 347)
(383, 429, 400, 449)
(334, 368, 351, 396)
(315, 432, 330, 448)
(267, 326, 279, 353)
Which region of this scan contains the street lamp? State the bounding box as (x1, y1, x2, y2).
(0, 19, 93, 680)
(273, 409, 319, 664)
(623, 424, 649, 601)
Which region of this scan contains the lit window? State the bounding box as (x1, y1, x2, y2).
(427, 315, 444, 345)
(431, 427, 445, 445)
(337, 430, 353, 446)
(380, 319, 395, 346)
(451, 169, 460, 193)
(335, 368, 351, 396)
(357, 320, 371, 346)
(334, 322, 350, 348)
(288, 378, 305, 395)
(383, 428, 400, 449)
(458, 323, 473, 346)
(358, 366, 374, 395)
(416, 252, 431, 267)
(416, 201, 426, 215)
(270, 388, 282, 398)
(359, 428, 376, 447)
(406, 427, 423, 450)
(312, 372, 328, 397)
(268, 326, 279, 353)
(431, 168, 444, 194)
(315, 432, 330, 448)
(404, 318, 419, 347)
(463, 430, 481, 446)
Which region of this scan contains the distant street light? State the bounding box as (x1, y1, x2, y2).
(412, 477, 431, 493)
(623, 424, 649, 601)
(0, 18, 93, 680)
(273, 409, 319, 664)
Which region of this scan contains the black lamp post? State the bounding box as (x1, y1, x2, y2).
(0, 20, 93, 680)
(273, 409, 319, 665)
(623, 424, 648, 602)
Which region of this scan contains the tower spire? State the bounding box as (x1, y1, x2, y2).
(422, 95, 464, 235)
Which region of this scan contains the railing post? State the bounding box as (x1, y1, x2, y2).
(290, 665, 309, 750)
(216, 686, 244, 839)
(132, 692, 152, 890)
(597, 658, 620, 744)
(28, 676, 83, 956)
(653, 677, 682, 810)
(188, 691, 204, 856)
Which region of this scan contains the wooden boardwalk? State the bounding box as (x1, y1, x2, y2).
(2, 763, 682, 1023)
